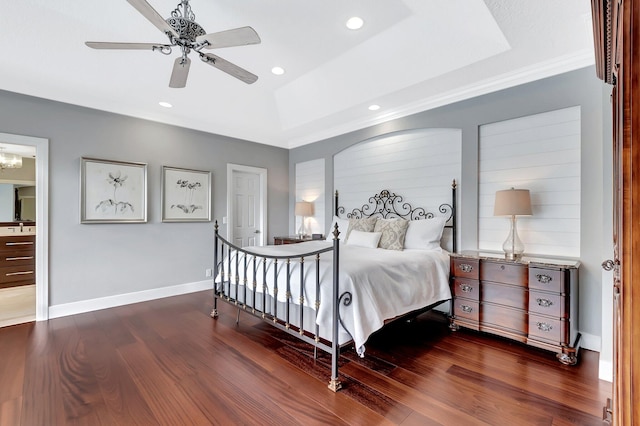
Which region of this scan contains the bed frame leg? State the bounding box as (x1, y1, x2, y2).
(236, 308, 241, 324)
(328, 378, 342, 392)
(211, 296, 219, 318)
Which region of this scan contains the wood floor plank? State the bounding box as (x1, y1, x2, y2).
(0, 323, 29, 404)
(0, 291, 611, 425)
(73, 312, 160, 425)
(0, 397, 22, 426)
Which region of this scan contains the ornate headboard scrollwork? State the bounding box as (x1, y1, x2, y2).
(334, 179, 457, 251)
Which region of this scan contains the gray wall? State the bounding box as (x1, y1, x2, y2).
(0, 90, 289, 306)
(290, 66, 610, 351)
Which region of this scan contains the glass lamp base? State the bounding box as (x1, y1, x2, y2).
(502, 216, 525, 260)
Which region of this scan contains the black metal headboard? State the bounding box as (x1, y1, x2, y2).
(334, 179, 457, 252)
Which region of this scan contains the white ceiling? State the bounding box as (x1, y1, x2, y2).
(0, 0, 594, 149)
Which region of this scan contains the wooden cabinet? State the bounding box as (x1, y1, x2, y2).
(274, 236, 311, 245)
(0, 232, 35, 289)
(450, 252, 580, 365)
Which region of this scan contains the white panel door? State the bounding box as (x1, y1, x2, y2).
(231, 170, 261, 247)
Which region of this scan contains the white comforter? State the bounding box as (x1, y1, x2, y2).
(216, 241, 451, 355)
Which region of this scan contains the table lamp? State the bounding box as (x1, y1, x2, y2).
(493, 188, 532, 260)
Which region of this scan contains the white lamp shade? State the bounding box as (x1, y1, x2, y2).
(295, 201, 313, 216)
(493, 188, 532, 216)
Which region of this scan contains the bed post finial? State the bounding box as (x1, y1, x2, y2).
(214, 220, 219, 234)
(452, 179, 457, 189)
(332, 222, 341, 240)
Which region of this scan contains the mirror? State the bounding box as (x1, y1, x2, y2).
(0, 154, 36, 223)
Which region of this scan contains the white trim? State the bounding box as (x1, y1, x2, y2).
(599, 360, 613, 382)
(0, 132, 49, 321)
(580, 331, 600, 352)
(287, 52, 595, 148)
(48, 280, 212, 319)
(226, 164, 268, 246)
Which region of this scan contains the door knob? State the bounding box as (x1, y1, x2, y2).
(254, 230, 261, 234)
(602, 259, 618, 271)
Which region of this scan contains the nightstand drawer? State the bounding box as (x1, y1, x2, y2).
(529, 267, 565, 293)
(453, 299, 479, 322)
(482, 281, 526, 310)
(529, 290, 565, 318)
(452, 258, 479, 280)
(528, 314, 566, 344)
(481, 303, 527, 335)
(453, 278, 479, 301)
(481, 261, 527, 286)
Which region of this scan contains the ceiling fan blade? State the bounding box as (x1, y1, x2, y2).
(126, 0, 179, 39)
(85, 41, 170, 51)
(196, 26, 261, 49)
(169, 57, 191, 88)
(200, 53, 258, 84)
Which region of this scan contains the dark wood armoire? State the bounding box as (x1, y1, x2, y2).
(591, 0, 640, 424)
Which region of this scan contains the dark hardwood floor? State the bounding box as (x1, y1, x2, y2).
(0, 290, 610, 425)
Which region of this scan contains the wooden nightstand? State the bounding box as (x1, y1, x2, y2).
(449, 251, 581, 365)
(274, 236, 312, 245)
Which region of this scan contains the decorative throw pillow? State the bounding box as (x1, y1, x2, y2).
(345, 217, 378, 242)
(403, 217, 447, 250)
(345, 230, 382, 248)
(374, 218, 410, 250)
(326, 216, 350, 241)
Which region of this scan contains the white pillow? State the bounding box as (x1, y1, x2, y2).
(326, 216, 350, 241)
(346, 230, 382, 248)
(403, 217, 447, 250)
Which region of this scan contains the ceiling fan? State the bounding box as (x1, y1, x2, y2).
(86, 0, 261, 87)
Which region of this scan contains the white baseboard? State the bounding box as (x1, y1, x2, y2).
(48, 280, 213, 319)
(580, 332, 600, 352)
(599, 360, 613, 382)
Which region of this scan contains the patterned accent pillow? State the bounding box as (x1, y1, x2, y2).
(374, 218, 410, 250)
(345, 217, 378, 242)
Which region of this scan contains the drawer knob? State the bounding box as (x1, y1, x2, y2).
(536, 274, 553, 284)
(460, 304, 473, 313)
(459, 284, 473, 293)
(536, 322, 553, 332)
(536, 298, 553, 308)
(458, 263, 473, 273)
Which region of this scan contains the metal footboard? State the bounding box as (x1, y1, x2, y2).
(211, 222, 346, 391)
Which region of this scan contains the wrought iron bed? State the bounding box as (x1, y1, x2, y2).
(211, 180, 457, 392)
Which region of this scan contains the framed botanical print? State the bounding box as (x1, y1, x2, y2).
(161, 166, 211, 222)
(80, 157, 147, 223)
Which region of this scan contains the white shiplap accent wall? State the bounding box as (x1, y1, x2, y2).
(478, 106, 581, 257)
(295, 158, 325, 236)
(334, 129, 461, 247)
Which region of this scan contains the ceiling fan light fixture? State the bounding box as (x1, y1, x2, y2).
(271, 66, 285, 75)
(346, 16, 364, 30)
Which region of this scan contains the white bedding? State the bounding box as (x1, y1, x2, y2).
(215, 240, 451, 355)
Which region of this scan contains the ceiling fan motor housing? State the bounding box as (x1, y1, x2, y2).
(166, 17, 205, 42)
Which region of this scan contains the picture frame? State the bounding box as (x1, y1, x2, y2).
(161, 166, 211, 222)
(80, 157, 147, 224)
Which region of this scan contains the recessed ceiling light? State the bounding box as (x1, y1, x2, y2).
(368, 104, 380, 111)
(346, 17, 364, 30)
(159, 101, 172, 108)
(271, 66, 285, 75)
